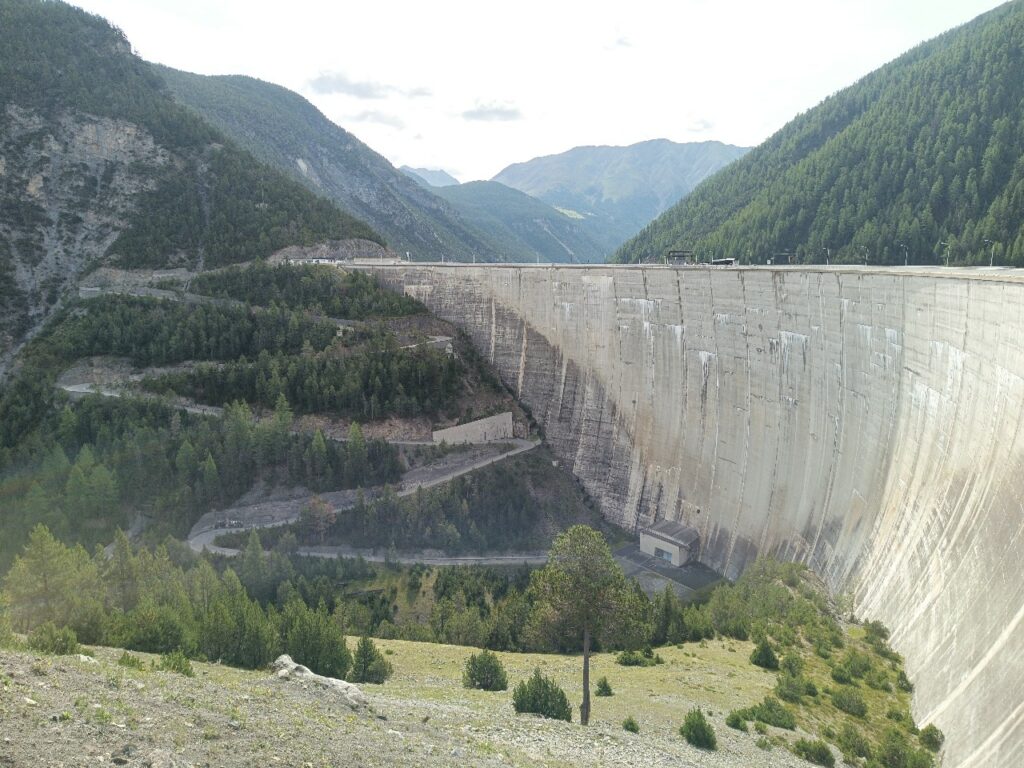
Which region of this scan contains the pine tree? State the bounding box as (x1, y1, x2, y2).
(350, 635, 393, 684)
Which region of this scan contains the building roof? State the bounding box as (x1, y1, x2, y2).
(642, 519, 700, 547)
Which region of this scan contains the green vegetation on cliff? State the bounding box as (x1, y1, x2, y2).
(0, 0, 380, 277)
(108, 147, 380, 269)
(617, 2, 1024, 266)
(141, 342, 463, 421)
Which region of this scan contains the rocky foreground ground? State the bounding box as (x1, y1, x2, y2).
(0, 640, 814, 768)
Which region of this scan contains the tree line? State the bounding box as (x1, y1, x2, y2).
(0, 395, 399, 573)
(37, 295, 337, 369)
(190, 264, 424, 319)
(1, 525, 845, 671)
(141, 344, 464, 420)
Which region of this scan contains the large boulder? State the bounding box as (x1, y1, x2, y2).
(270, 655, 368, 710)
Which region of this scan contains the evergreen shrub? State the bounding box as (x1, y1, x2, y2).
(463, 649, 507, 691)
(28, 622, 79, 655)
(350, 636, 393, 684)
(679, 707, 717, 750)
(793, 738, 835, 767)
(512, 669, 571, 721)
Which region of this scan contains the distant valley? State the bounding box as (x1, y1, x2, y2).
(400, 141, 749, 262)
(495, 139, 750, 254)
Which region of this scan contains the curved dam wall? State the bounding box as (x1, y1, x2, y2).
(360, 262, 1024, 767)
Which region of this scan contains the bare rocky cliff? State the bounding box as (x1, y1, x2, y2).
(0, 104, 170, 373)
(361, 262, 1024, 768)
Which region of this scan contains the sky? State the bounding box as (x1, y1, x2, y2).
(72, 0, 1008, 182)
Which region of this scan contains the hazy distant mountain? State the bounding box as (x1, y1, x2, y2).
(493, 139, 749, 253)
(401, 166, 460, 188)
(616, 2, 1024, 265)
(431, 181, 607, 263)
(158, 68, 502, 262)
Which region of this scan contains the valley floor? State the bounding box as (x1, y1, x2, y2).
(0, 639, 814, 768)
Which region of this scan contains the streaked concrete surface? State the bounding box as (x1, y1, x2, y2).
(359, 262, 1024, 767)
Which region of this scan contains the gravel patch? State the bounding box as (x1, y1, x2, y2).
(0, 646, 812, 768)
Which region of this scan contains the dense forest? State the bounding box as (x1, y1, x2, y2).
(0, 294, 338, 452)
(617, 1, 1024, 266)
(189, 264, 425, 318)
(38, 296, 338, 368)
(0, 394, 399, 573)
(216, 450, 590, 554)
(108, 148, 380, 269)
(142, 344, 463, 420)
(0, 265, 444, 569)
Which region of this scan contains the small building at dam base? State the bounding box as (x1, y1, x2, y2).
(639, 519, 700, 566)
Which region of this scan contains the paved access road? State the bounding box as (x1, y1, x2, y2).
(187, 438, 538, 560)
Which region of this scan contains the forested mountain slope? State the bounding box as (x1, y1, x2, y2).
(616, 1, 1024, 265)
(430, 181, 608, 263)
(0, 0, 378, 369)
(494, 139, 748, 254)
(157, 68, 505, 263)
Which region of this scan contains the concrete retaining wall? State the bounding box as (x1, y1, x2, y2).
(359, 263, 1024, 767)
(432, 412, 514, 444)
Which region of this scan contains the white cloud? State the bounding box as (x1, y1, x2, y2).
(71, 0, 1008, 180)
(461, 104, 523, 122)
(309, 72, 391, 98)
(309, 72, 431, 100)
(346, 111, 406, 129)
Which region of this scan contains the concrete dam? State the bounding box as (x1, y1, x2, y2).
(358, 262, 1023, 767)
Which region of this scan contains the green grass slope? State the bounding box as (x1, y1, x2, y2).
(616, 1, 1024, 266)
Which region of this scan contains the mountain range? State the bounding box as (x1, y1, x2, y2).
(401, 167, 460, 188)
(157, 68, 502, 263)
(494, 139, 749, 254)
(430, 181, 606, 263)
(163, 73, 741, 264)
(0, 0, 756, 367)
(616, 1, 1024, 266)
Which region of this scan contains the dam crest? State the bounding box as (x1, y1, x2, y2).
(357, 262, 1024, 768)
